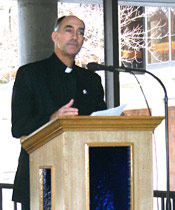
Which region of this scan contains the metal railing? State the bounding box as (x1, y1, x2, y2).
(0, 183, 17, 210)
(154, 190, 175, 210)
(1, 183, 175, 210)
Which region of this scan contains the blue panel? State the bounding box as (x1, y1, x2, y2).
(43, 168, 51, 210)
(89, 146, 131, 210)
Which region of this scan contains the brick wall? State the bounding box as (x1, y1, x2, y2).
(123, 108, 151, 116)
(169, 106, 175, 190)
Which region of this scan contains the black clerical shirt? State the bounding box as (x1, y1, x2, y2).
(51, 53, 77, 108)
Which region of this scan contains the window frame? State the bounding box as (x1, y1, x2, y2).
(118, 0, 175, 7)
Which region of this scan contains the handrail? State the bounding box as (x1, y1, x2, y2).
(154, 190, 175, 210)
(0, 183, 175, 210)
(0, 183, 17, 210)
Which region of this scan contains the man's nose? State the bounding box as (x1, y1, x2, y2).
(72, 30, 78, 39)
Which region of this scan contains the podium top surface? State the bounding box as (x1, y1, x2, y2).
(21, 116, 164, 153)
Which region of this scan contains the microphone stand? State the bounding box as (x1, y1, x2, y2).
(142, 70, 171, 210)
(117, 68, 171, 209)
(119, 68, 171, 210)
(89, 64, 171, 210)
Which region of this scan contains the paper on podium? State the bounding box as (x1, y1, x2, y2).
(91, 104, 127, 116)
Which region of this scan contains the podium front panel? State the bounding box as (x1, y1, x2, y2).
(30, 129, 153, 210)
(86, 143, 133, 210)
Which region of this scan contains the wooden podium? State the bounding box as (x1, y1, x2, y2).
(21, 116, 163, 210)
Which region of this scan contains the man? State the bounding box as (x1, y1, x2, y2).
(11, 15, 106, 209)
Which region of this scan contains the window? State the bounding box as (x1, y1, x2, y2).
(147, 7, 175, 64)
(119, 5, 175, 67)
(120, 6, 145, 69)
(0, 1, 21, 209)
(119, 4, 175, 203)
(0, 1, 19, 185)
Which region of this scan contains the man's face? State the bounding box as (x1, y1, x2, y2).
(53, 16, 85, 58)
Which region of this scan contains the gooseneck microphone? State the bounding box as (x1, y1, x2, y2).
(87, 62, 145, 74)
(87, 62, 171, 210)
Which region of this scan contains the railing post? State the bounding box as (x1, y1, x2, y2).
(14, 202, 17, 210)
(162, 198, 165, 210)
(0, 183, 16, 210)
(0, 187, 2, 210)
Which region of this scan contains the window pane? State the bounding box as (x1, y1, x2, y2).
(120, 6, 145, 69)
(171, 8, 175, 60)
(147, 7, 169, 63)
(0, 1, 20, 184)
(0, 2, 18, 82)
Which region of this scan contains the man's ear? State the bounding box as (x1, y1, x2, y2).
(51, 31, 57, 42)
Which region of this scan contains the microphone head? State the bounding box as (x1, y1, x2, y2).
(87, 62, 145, 74)
(87, 62, 107, 71)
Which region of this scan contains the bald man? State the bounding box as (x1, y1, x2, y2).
(12, 15, 106, 209)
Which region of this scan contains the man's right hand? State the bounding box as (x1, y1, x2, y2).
(49, 99, 78, 121)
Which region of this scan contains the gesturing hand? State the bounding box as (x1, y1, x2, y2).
(50, 99, 78, 121)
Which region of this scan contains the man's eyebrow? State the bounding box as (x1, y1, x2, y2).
(64, 25, 73, 29)
(64, 25, 84, 30)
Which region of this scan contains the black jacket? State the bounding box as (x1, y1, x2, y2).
(11, 53, 106, 205)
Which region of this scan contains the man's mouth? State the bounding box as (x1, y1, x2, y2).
(67, 41, 78, 47)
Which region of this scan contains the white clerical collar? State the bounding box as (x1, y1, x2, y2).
(65, 67, 73, 73)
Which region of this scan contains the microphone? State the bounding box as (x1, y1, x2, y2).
(87, 62, 145, 74)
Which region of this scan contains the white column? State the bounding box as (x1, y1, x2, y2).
(18, 0, 57, 65)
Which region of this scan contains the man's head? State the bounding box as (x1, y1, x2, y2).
(51, 15, 85, 62)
